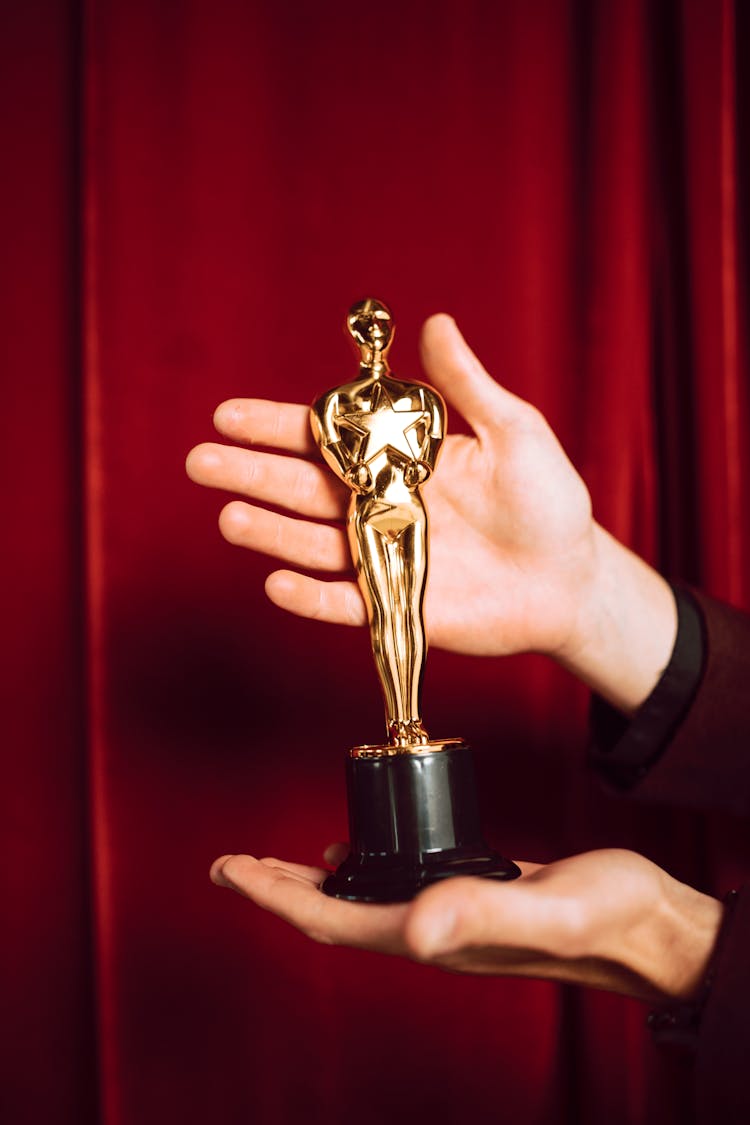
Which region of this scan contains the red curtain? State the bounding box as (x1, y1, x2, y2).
(3, 2, 749, 1123)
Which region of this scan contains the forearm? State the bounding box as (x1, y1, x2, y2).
(557, 524, 678, 716)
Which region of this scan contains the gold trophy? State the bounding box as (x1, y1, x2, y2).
(311, 299, 520, 901)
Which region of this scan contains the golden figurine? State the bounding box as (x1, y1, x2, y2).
(313, 299, 519, 901)
(311, 298, 454, 754)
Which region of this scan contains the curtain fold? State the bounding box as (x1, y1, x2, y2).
(1, 5, 99, 1125)
(2, 2, 748, 1123)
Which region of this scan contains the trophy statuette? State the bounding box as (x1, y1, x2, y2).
(311, 299, 520, 902)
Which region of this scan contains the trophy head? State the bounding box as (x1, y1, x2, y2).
(346, 298, 394, 367)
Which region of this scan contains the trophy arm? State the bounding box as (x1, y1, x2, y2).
(310, 392, 357, 481)
(414, 386, 447, 476)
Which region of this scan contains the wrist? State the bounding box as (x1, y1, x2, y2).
(556, 525, 678, 715)
(619, 875, 723, 1004)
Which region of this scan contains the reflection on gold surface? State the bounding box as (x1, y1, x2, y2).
(311, 299, 448, 754)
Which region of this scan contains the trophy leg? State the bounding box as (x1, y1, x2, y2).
(323, 744, 521, 903)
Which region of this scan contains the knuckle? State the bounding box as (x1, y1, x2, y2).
(268, 404, 282, 445)
(241, 454, 259, 490)
(303, 523, 327, 567)
(344, 585, 366, 626)
(312, 525, 344, 570)
(403, 890, 466, 962)
(270, 516, 286, 556)
(291, 464, 316, 508)
(402, 913, 433, 961)
(309, 583, 327, 621)
(513, 402, 548, 435)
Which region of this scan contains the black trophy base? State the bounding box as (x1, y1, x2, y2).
(323, 742, 520, 903)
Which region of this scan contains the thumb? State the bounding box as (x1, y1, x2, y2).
(405, 873, 546, 959)
(419, 314, 527, 434)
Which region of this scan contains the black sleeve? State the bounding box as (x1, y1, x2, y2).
(588, 585, 706, 790)
(694, 885, 750, 1124)
(587, 586, 750, 1124)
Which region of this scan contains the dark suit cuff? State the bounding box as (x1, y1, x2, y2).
(588, 585, 706, 789)
(695, 884, 750, 1121)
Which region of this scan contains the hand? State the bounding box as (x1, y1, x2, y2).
(186, 315, 676, 712)
(187, 316, 591, 657)
(210, 846, 722, 1005)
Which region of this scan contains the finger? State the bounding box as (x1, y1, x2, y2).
(213, 399, 318, 457)
(219, 502, 350, 572)
(405, 871, 562, 959)
(214, 854, 408, 951)
(323, 842, 349, 867)
(265, 570, 366, 626)
(186, 443, 346, 520)
(210, 854, 236, 887)
(259, 857, 331, 886)
(419, 314, 529, 433)
(211, 855, 322, 895)
(211, 855, 330, 890)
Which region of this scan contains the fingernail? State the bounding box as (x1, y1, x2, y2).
(211, 855, 235, 886)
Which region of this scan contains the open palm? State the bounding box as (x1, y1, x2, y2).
(211, 845, 720, 1005)
(187, 315, 596, 658)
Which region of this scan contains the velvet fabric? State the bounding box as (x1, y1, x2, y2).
(2, 2, 749, 1123)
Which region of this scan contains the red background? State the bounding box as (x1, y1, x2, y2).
(2, 2, 750, 1123)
